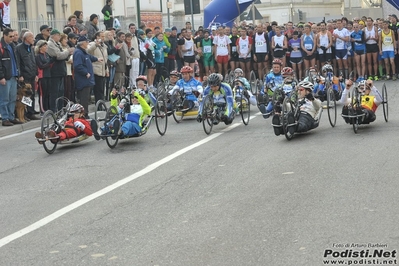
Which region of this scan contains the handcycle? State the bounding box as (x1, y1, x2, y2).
(232, 80, 251, 125)
(272, 91, 323, 141)
(340, 82, 388, 134)
(37, 97, 91, 154)
(200, 95, 235, 135)
(94, 90, 168, 149)
(312, 68, 339, 127)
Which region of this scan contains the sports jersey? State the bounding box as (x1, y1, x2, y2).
(333, 28, 350, 49)
(254, 32, 268, 53)
(350, 30, 366, 51)
(213, 35, 231, 56)
(381, 29, 394, 52)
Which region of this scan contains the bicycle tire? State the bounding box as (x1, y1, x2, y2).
(249, 70, 257, 94)
(155, 96, 168, 136)
(326, 88, 337, 127)
(282, 97, 295, 141)
(202, 95, 214, 135)
(382, 83, 388, 122)
(41, 110, 58, 154)
(240, 92, 250, 125)
(105, 106, 119, 149)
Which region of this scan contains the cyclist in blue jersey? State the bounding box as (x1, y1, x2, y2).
(168, 65, 203, 110)
(258, 58, 284, 118)
(197, 73, 235, 125)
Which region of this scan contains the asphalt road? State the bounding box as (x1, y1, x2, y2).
(0, 81, 398, 266)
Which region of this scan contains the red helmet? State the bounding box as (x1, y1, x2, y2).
(272, 58, 283, 66)
(282, 67, 294, 76)
(136, 75, 147, 83)
(180, 66, 193, 73)
(170, 70, 180, 77)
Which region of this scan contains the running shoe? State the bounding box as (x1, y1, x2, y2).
(374, 75, 379, 81)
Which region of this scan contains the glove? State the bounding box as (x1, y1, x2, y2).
(196, 114, 202, 123)
(74, 121, 85, 130)
(134, 90, 140, 98)
(305, 93, 314, 101)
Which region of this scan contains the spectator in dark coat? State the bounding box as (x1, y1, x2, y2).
(15, 31, 40, 120)
(73, 36, 102, 117)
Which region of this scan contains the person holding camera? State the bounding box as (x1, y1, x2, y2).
(88, 31, 108, 103)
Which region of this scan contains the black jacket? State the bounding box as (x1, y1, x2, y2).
(0, 38, 20, 80)
(36, 52, 54, 78)
(34, 33, 48, 46)
(16, 42, 37, 79)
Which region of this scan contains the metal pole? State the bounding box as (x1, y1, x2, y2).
(136, 0, 141, 26)
(252, 3, 255, 24)
(167, 1, 170, 27)
(190, 0, 194, 30)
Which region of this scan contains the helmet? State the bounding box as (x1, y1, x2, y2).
(272, 58, 283, 66)
(282, 67, 294, 76)
(136, 75, 147, 83)
(208, 73, 221, 86)
(180, 66, 193, 73)
(322, 64, 333, 73)
(70, 103, 84, 113)
(170, 70, 180, 77)
(308, 67, 317, 74)
(234, 68, 244, 76)
(297, 80, 314, 91)
(358, 80, 366, 87)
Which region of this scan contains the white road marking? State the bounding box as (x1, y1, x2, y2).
(0, 115, 258, 248)
(0, 127, 39, 141)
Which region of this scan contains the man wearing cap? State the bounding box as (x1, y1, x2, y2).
(0, 28, 23, 126)
(47, 28, 74, 112)
(74, 35, 103, 117)
(128, 23, 140, 87)
(67, 32, 78, 48)
(35, 25, 51, 45)
(16, 31, 40, 121)
(87, 14, 99, 41)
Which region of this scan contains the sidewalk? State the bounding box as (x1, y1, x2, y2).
(0, 102, 101, 138)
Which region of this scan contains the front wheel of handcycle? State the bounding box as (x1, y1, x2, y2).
(202, 95, 214, 135)
(172, 91, 184, 123)
(281, 97, 295, 141)
(41, 110, 58, 154)
(155, 96, 168, 136)
(105, 106, 119, 149)
(382, 83, 388, 122)
(249, 70, 257, 95)
(326, 88, 337, 127)
(240, 93, 250, 125)
(94, 100, 108, 133)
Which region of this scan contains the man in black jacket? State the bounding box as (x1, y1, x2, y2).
(16, 31, 40, 120)
(101, 0, 114, 30)
(0, 28, 23, 126)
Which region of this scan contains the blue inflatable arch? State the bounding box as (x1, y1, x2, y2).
(204, 0, 255, 28)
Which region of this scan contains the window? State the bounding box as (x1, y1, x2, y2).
(46, 0, 54, 22)
(17, 0, 27, 31)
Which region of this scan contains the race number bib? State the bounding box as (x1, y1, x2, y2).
(232, 46, 237, 52)
(305, 44, 313, 50)
(203, 45, 211, 53)
(21, 96, 32, 107)
(385, 37, 392, 43)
